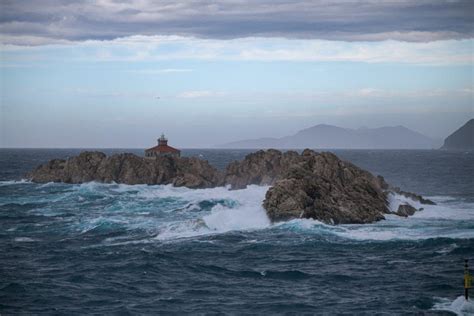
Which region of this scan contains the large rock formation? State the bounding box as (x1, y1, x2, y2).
(27, 151, 222, 188)
(225, 149, 389, 224)
(224, 149, 434, 224)
(28, 149, 434, 224)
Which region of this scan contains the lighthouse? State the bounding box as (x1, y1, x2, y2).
(145, 134, 181, 158)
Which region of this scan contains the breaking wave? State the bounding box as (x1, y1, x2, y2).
(433, 296, 474, 315)
(1, 181, 473, 243)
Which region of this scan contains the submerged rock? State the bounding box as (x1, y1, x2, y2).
(28, 151, 222, 188)
(28, 149, 434, 224)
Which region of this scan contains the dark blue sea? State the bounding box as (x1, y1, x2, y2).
(1, 149, 473, 315)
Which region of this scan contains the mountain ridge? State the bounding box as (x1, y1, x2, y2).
(441, 119, 474, 150)
(217, 124, 438, 149)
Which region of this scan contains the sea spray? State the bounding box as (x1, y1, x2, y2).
(153, 185, 271, 240)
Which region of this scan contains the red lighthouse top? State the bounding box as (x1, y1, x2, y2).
(145, 133, 181, 157)
(158, 134, 168, 146)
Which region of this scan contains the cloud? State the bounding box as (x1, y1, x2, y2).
(0, 0, 473, 45)
(177, 90, 226, 98)
(130, 68, 194, 74)
(1, 35, 471, 65)
(178, 87, 474, 101)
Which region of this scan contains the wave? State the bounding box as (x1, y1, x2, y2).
(14, 237, 37, 242)
(269, 192, 474, 241)
(432, 296, 474, 315)
(0, 179, 30, 186)
(2, 181, 473, 243)
(153, 185, 271, 240)
(275, 217, 474, 241)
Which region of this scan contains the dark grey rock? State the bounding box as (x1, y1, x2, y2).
(395, 204, 418, 217)
(260, 149, 389, 224)
(28, 151, 222, 188)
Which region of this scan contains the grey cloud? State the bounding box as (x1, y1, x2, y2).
(0, 0, 473, 45)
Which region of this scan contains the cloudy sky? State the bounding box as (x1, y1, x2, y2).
(1, 0, 473, 147)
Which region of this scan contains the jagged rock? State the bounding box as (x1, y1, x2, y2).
(28, 158, 67, 183)
(98, 153, 157, 184)
(395, 204, 418, 217)
(224, 149, 300, 189)
(28, 148, 433, 224)
(173, 157, 223, 188)
(28, 151, 222, 188)
(262, 150, 388, 224)
(263, 178, 313, 221)
(225, 149, 433, 223)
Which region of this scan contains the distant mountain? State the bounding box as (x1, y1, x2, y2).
(217, 124, 437, 149)
(441, 119, 474, 150)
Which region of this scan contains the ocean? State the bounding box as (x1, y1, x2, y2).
(1, 149, 473, 314)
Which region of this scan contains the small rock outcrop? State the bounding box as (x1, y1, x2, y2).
(391, 187, 436, 205)
(395, 204, 418, 217)
(28, 151, 222, 188)
(27, 149, 435, 224)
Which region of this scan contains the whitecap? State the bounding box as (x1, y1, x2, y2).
(268, 195, 474, 241)
(435, 243, 459, 255)
(17, 179, 473, 243)
(432, 296, 474, 315)
(154, 185, 271, 240)
(0, 179, 30, 186)
(39, 181, 57, 188)
(203, 203, 270, 232)
(14, 237, 36, 242)
(387, 192, 424, 213)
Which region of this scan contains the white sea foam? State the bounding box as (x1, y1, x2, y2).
(270, 192, 474, 241)
(76, 185, 474, 241)
(139, 187, 473, 241)
(435, 243, 459, 255)
(39, 181, 57, 188)
(388, 192, 474, 221)
(387, 192, 424, 212)
(0, 179, 29, 186)
(154, 185, 271, 240)
(203, 203, 270, 232)
(14, 181, 474, 242)
(285, 216, 474, 241)
(433, 296, 474, 315)
(14, 237, 36, 242)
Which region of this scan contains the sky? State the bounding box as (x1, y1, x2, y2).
(0, 0, 473, 148)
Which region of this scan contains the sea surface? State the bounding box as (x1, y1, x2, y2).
(1, 148, 473, 315)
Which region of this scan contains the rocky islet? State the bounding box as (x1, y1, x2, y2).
(27, 149, 434, 224)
